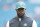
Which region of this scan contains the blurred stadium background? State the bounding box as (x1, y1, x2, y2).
(0, 0, 40, 27)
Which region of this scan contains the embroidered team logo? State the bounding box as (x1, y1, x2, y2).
(24, 23, 27, 26)
(19, 3, 22, 6)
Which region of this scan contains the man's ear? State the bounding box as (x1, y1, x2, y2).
(24, 8, 26, 10)
(16, 9, 17, 12)
(24, 8, 26, 12)
(16, 9, 18, 12)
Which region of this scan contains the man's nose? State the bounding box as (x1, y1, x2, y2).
(20, 11, 23, 12)
(20, 10, 23, 12)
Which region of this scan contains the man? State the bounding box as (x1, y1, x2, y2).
(6, 1, 37, 27)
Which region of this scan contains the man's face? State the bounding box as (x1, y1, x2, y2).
(16, 8, 26, 16)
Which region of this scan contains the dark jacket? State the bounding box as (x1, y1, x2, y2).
(9, 16, 33, 27)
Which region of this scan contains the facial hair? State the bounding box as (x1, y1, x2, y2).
(17, 13, 25, 18)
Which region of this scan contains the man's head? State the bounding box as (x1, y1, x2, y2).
(16, 1, 26, 17)
(16, 8, 26, 16)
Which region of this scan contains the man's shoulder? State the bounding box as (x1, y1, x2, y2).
(25, 16, 33, 21)
(9, 16, 17, 23)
